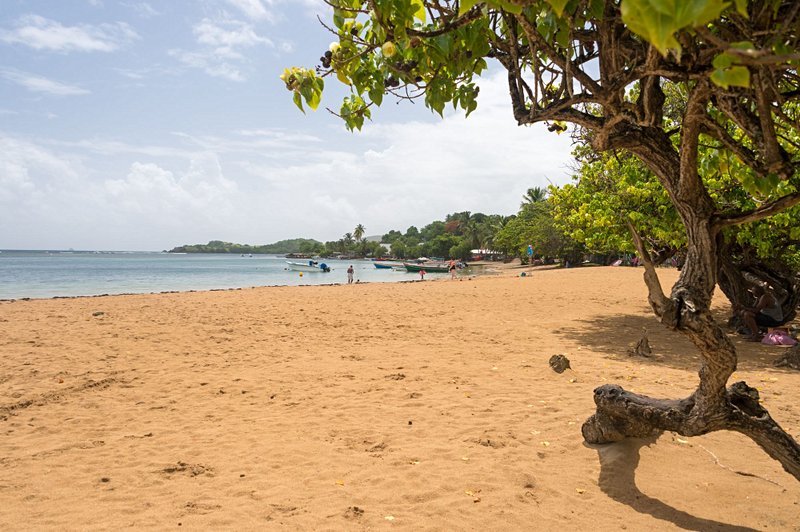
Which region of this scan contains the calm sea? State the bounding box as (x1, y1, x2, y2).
(0, 250, 439, 300)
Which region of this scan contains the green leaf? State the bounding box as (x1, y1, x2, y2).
(710, 65, 750, 89)
(434, 34, 453, 56)
(293, 91, 304, 113)
(307, 88, 321, 111)
(491, 0, 523, 14)
(620, 0, 729, 54)
(547, 0, 570, 17)
(465, 100, 477, 117)
(730, 40, 755, 50)
(333, 10, 345, 29)
(459, 0, 480, 16)
(555, 20, 570, 48)
(712, 53, 733, 69)
(411, 0, 426, 23)
(369, 86, 384, 106)
(336, 69, 351, 86)
(733, 0, 748, 17)
(588, 0, 604, 18)
(300, 83, 313, 104)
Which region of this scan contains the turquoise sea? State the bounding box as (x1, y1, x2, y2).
(0, 250, 441, 300)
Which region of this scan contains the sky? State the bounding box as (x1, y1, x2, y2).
(0, 0, 576, 251)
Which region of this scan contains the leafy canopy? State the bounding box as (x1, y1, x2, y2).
(283, 0, 792, 129)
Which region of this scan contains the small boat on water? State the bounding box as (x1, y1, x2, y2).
(286, 260, 331, 273)
(403, 262, 450, 273)
(374, 261, 404, 269)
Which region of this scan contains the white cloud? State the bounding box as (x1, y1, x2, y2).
(0, 15, 138, 52)
(0, 69, 90, 95)
(105, 157, 238, 213)
(237, 72, 575, 236)
(223, 0, 321, 22)
(169, 18, 274, 81)
(123, 2, 160, 18)
(0, 73, 576, 250)
(194, 18, 272, 56)
(0, 135, 84, 206)
(173, 129, 322, 153)
(0, 134, 246, 249)
(49, 138, 197, 158)
(169, 49, 245, 81)
(225, 0, 272, 22)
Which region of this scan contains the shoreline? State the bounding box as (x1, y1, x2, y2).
(2, 267, 797, 529)
(0, 260, 508, 304)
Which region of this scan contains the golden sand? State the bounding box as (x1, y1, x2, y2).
(1, 266, 798, 530)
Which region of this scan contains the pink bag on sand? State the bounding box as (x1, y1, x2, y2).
(761, 331, 798, 346)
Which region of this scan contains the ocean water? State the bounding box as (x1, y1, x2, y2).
(0, 251, 442, 300)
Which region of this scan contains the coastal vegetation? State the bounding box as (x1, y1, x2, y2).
(287, 1, 800, 479)
(381, 211, 512, 260)
(550, 105, 800, 324)
(169, 239, 322, 255)
(170, 208, 582, 262)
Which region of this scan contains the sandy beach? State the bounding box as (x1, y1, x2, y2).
(1, 266, 798, 530)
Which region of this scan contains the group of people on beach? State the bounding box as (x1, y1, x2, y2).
(345, 259, 461, 284)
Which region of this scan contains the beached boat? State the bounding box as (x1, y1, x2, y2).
(374, 261, 404, 269)
(403, 262, 450, 273)
(286, 261, 331, 273)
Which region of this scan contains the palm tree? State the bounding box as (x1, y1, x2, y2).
(521, 186, 548, 206)
(353, 224, 365, 242)
(446, 211, 472, 236)
(463, 219, 481, 250)
(481, 218, 503, 251)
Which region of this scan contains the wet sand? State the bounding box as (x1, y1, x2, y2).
(1, 266, 798, 530)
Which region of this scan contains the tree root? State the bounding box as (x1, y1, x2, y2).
(773, 344, 800, 370)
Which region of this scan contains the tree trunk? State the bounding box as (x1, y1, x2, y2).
(583, 107, 800, 480)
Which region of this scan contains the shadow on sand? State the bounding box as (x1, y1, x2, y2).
(557, 309, 795, 374)
(591, 437, 758, 531)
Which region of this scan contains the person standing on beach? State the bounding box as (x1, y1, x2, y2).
(347, 265, 354, 284)
(419, 269, 426, 281)
(448, 259, 457, 280)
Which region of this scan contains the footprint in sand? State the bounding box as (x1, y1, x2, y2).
(184, 501, 222, 515)
(344, 506, 364, 519)
(161, 461, 214, 477)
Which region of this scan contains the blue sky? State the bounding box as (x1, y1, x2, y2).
(1, 0, 575, 251)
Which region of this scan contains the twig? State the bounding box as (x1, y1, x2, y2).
(697, 443, 786, 490)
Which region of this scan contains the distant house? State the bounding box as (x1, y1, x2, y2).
(470, 249, 503, 261)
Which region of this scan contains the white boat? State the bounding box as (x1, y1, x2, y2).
(286, 260, 330, 273)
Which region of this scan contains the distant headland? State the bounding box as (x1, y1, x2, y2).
(168, 239, 321, 254)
